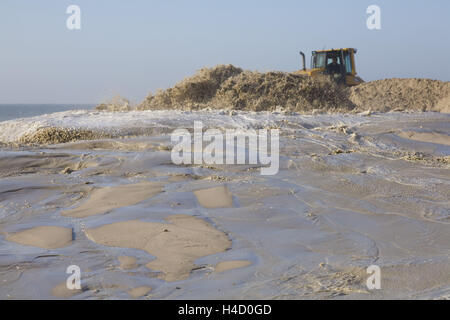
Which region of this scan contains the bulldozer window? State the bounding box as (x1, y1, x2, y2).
(343, 52, 352, 74)
(312, 52, 326, 69)
(326, 56, 342, 66)
(325, 56, 342, 75)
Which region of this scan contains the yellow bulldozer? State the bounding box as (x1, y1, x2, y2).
(297, 48, 364, 86)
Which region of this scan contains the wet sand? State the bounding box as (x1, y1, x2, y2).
(6, 226, 72, 249)
(85, 215, 231, 282)
(0, 111, 449, 299)
(51, 282, 83, 299)
(127, 286, 152, 298)
(215, 260, 252, 273)
(397, 131, 450, 146)
(62, 181, 164, 218)
(193, 185, 234, 208)
(117, 256, 138, 270)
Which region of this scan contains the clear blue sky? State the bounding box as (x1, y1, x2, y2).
(0, 0, 449, 104)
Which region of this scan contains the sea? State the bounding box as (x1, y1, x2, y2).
(0, 104, 95, 122)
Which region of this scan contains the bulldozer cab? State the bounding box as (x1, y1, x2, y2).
(312, 50, 351, 73)
(298, 48, 363, 86)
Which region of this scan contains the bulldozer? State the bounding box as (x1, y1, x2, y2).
(297, 48, 364, 86)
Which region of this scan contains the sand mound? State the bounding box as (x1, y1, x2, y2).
(349, 78, 450, 112)
(130, 65, 450, 113)
(136, 65, 354, 112)
(215, 71, 354, 111)
(138, 65, 243, 110)
(96, 95, 132, 112)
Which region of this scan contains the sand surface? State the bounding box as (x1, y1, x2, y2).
(215, 260, 252, 273)
(62, 181, 163, 218)
(398, 131, 450, 146)
(127, 286, 152, 298)
(51, 282, 83, 298)
(193, 185, 234, 208)
(117, 256, 138, 270)
(5, 226, 72, 249)
(0, 111, 449, 299)
(86, 215, 231, 282)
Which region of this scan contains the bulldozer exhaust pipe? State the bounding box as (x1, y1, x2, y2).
(299, 51, 306, 71)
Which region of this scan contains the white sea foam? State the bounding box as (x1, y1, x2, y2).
(0, 109, 447, 144)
